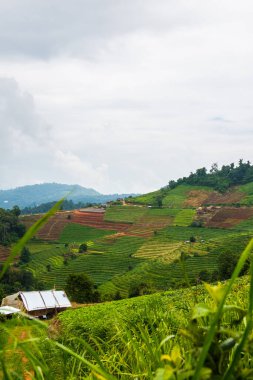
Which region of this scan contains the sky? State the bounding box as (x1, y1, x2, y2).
(1, 0, 253, 194)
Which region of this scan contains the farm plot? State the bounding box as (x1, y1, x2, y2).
(104, 205, 147, 223)
(206, 207, 253, 228)
(172, 209, 196, 227)
(27, 235, 146, 289)
(72, 210, 130, 231)
(100, 251, 219, 298)
(134, 241, 183, 263)
(126, 213, 173, 237)
(157, 225, 237, 242)
(35, 212, 71, 241)
(204, 189, 244, 205)
(236, 216, 253, 231)
(19, 214, 41, 229)
(162, 185, 210, 208)
(59, 223, 115, 243)
(183, 189, 212, 207)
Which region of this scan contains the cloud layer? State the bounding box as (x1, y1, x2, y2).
(1, 1, 253, 193)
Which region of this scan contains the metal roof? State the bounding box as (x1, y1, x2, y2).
(0, 306, 21, 315)
(20, 290, 71, 311)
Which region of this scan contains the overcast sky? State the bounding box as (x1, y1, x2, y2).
(0, 0, 253, 194)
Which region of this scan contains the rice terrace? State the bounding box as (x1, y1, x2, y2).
(2, 162, 253, 378)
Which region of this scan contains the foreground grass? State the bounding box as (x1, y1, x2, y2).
(1, 274, 253, 379)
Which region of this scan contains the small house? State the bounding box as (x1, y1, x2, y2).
(1, 290, 71, 318)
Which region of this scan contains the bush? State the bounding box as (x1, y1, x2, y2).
(78, 243, 88, 253)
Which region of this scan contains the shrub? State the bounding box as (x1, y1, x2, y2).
(78, 243, 88, 253)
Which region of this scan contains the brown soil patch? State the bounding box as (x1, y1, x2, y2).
(125, 215, 173, 237)
(36, 211, 72, 240)
(0, 245, 10, 261)
(204, 190, 244, 205)
(184, 190, 211, 207)
(206, 207, 253, 228)
(72, 210, 130, 231)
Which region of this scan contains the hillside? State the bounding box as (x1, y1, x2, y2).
(0, 183, 136, 209)
(18, 203, 252, 300)
(128, 160, 253, 207)
(2, 163, 253, 378)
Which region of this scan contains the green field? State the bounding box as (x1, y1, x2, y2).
(59, 223, 115, 243)
(172, 209, 196, 226)
(27, 233, 146, 293)
(104, 205, 147, 223)
(25, 218, 252, 300)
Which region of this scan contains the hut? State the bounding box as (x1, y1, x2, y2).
(1, 290, 71, 318)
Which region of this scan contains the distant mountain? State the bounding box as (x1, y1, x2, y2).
(0, 183, 135, 209)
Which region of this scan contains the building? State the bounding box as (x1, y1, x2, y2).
(1, 290, 71, 318)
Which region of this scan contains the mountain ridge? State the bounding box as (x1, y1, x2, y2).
(0, 183, 136, 209)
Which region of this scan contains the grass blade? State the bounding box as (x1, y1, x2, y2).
(193, 237, 253, 380)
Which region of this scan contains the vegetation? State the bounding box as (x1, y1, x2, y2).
(19, 246, 31, 264)
(59, 223, 115, 243)
(0, 206, 25, 245)
(21, 199, 95, 214)
(168, 159, 253, 192)
(3, 177, 253, 378)
(79, 242, 88, 253)
(66, 273, 100, 303)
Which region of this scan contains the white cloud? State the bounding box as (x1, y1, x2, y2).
(1, 1, 253, 193)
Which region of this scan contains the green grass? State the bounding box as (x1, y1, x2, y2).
(162, 185, 211, 208)
(129, 184, 212, 207)
(104, 205, 147, 223)
(59, 223, 115, 243)
(173, 209, 196, 226)
(239, 182, 253, 205)
(235, 216, 253, 231)
(55, 273, 253, 379)
(127, 189, 161, 205)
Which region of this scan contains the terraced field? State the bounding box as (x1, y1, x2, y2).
(206, 207, 253, 228)
(72, 210, 130, 231)
(27, 232, 146, 291)
(134, 241, 183, 262)
(35, 212, 71, 240)
(172, 209, 196, 226)
(104, 205, 147, 223)
(59, 223, 115, 243)
(21, 198, 253, 301)
(100, 251, 219, 297)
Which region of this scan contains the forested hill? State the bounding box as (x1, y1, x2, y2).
(128, 160, 253, 207)
(168, 160, 253, 192)
(0, 183, 136, 209)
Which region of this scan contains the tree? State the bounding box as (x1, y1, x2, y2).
(12, 205, 21, 217)
(155, 195, 163, 208)
(19, 246, 31, 264)
(66, 273, 98, 303)
(218, 251, 249, 280)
